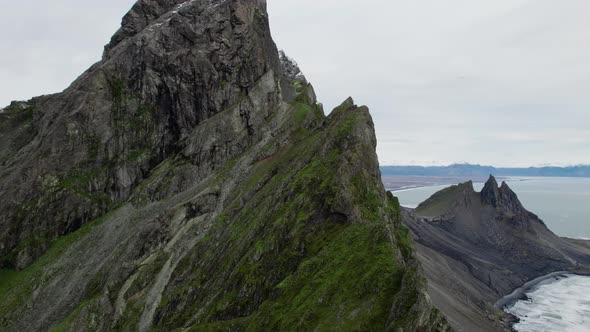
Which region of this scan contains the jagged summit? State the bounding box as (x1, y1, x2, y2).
(104, 0, 268, 58)
(480, 175, 500, 205)
(416, 175, 530, 220)
(480, 175, 528, 218)
(339, 96, 356, 109)
(279, 50, 307, 83)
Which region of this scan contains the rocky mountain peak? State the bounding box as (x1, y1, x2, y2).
(104, 0, 270, 59)
(279, 50, 307, 83)
(104, 0, 186, 56)
(480, 175, 528, 218)
(0, 0, 283, 269)
(414, 180, 476, 217)
(339, 96, 356, 109)
(480, 175, 500, 206)
(416, 175, 533, 220)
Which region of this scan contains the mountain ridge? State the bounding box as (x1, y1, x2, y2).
(404, 175, 590, 331)
(0, 1, 449, 331)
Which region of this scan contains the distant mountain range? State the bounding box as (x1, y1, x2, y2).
(381, 163, 590, 178)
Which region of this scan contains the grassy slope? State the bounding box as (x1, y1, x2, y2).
(150, 100, 444, 331)
(0, 213, 111, 318)
(416, 182, 474, 218)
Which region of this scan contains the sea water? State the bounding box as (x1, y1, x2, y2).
(506, 275, 590, 332)
(391, 177, 590, 239)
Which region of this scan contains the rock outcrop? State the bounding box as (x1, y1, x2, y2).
(0, 1, 449, 331)
(404, 176, 590, 331)
(0, 0, 282, 270)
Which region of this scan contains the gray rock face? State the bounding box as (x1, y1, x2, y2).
(0, 0, 283, 269)
(480, 175, 528, 219)
(278, 50, 307, 83)
(480, 175, 501, 207)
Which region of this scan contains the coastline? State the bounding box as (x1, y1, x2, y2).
(383, 175, 494, 192)
(388, 184, 448, 193)
(385, 175, 581, 192)
(393, 177, 590, 239)
(495, 270, 590, 310)
(498, 271, 590, 331)
(494, 271, 569, 309)
(382, 175, 566, 192)
(395, 174, 590, 331)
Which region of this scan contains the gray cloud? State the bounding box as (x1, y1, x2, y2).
(1, 0, 588, 167)
(0, 0, 136, 106)
(267, 0, 590, 167)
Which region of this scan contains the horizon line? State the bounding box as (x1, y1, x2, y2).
(380, 163, 590, 169)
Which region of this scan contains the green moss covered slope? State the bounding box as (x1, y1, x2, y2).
(150, 98, 448, 331)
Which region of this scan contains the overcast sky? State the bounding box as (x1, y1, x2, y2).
(1, 1, 589, 167)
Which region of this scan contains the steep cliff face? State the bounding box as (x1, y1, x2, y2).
(0, 0, 279, 269)
(405, 176, 590, 331)
(479, 176, 530, 220)
(0, 0, 448, 331)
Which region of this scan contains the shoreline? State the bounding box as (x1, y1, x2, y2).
(385, 175, 578, 193)
(388, 185, 446, 193)
(383, 175, 493, 192)
(495, 271, 568, 309)
(495, 270, 590, 309)
(387, 177, 497, 193)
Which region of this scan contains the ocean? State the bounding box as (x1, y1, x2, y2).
(391, 176, 590, 239)
(391, 176, 590, 331)
(506, 274, 590, 332)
